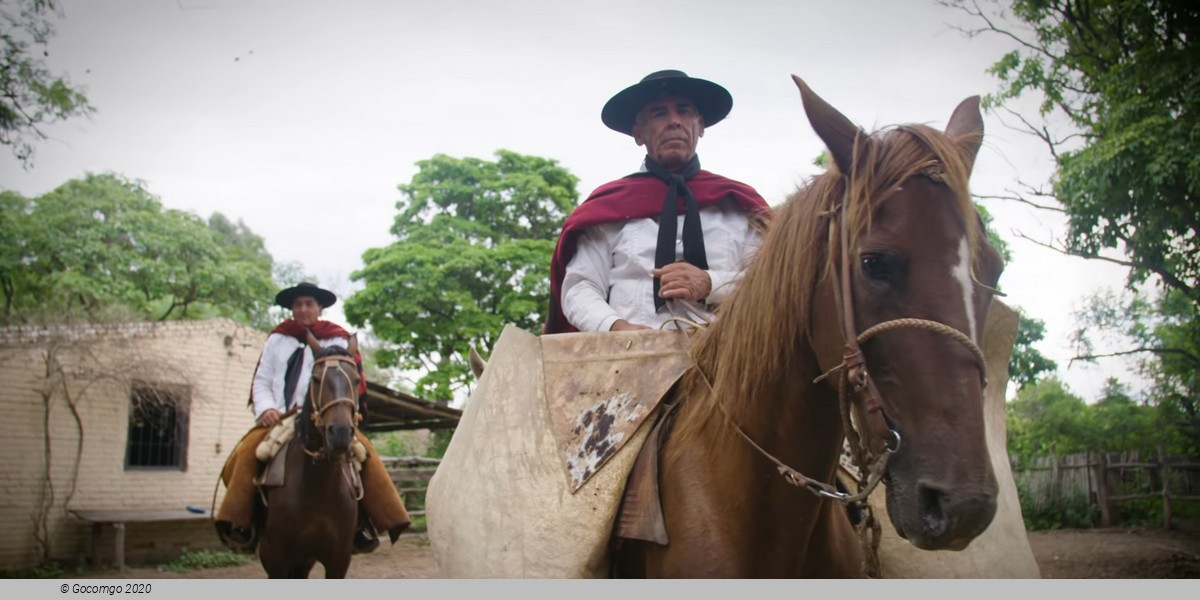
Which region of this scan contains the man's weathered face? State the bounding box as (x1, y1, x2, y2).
(291, 296, 321, 327)
(632, 95, 704, 169)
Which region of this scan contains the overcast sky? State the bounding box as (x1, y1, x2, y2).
(1, 0, 1144, 401)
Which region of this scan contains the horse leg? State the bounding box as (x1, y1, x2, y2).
(286, 560, 316, 579)
(259, 537, 286, 578)
(610, 539, 647, 578)
(322, 555, 351, 579)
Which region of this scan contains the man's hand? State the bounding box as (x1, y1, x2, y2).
(653, 261, 711, 301)
(257, 408, 282, 428)
(610, 319, 652, 331)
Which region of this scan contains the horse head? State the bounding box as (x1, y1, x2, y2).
(795, 76, 1004, 550)
(299, 333, 361, 458)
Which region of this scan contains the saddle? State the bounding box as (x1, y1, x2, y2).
(252, 415, 366, 495)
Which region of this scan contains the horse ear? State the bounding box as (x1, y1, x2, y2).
(945, 95, 984, 167)
(305, 329, 322, 354)
(348, 333, 359, 358)
(792, 75, 864, 175)
(469, 346, 487, 379)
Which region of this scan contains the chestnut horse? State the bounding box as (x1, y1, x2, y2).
(257, 338, 363, 578)
(612, 77, 1005, 577)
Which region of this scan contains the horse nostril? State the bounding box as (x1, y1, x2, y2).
(918, 483, 948, 537)
(326, 424, 354, 450)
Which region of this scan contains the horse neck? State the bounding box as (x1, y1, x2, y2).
(655, 335, 846, 569)
(720, 344, 844, 480)
(669, 321, 844, 506)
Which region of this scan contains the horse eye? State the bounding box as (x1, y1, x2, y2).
(861, 254, 890, 281)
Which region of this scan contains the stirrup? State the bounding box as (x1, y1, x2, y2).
(215, 521, 257, 554)
(353, 528, 380, 554)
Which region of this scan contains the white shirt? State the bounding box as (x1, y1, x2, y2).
(562, 198, 762, 332)
(251, 333, 349, 418)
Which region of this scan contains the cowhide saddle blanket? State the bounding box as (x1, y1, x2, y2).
(426, 325, 691, 578)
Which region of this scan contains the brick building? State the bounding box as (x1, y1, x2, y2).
(0, 319, 266, 569)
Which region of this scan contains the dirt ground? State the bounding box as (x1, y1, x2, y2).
(79, 527, 1200, 579)
(1027, 526, 1200, 578)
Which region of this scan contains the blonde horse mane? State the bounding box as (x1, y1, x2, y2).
(667, 122, 984, 460)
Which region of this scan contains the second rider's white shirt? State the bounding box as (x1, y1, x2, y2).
(250, 333, 349, 419)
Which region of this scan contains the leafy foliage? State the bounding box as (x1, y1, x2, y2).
(1016, 477, 1097, 530)
(1006, 375, 1190, 463)
(952, 0, 1199, 305)
(369, 430, 421, 457)
(426, 428, 453, 459)
(1010, 306, 1058, 389)
(160, 549, 247, 573)
(949, 1, 1199, 448)
(0, 558, 84, 578)
(0, 0, 92, 167)
(0, 173, 276, 327)
(345, 150, 579, 399)
(1073, 289, 1200, 455)
(1007, 377, 1093, 457)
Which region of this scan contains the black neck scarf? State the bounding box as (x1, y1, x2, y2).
(282, 346, 305, 410)
(641, 154, 708, 310)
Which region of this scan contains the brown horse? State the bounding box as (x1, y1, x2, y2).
(257, 337, 363, 578)
(612, 77, 1005, 577)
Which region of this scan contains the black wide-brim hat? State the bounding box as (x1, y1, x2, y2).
(275, 282, 337, 309)
(601, 69, 733, 136)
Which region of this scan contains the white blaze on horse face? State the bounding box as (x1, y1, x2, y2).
(952, 236, 978, 341)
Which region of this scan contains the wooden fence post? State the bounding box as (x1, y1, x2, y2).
(1051, 443, 1060, 499)
(1160, 444, 1172, 530)
(1096, 452, 1113, 527)
(1084, 449, 1093, 506)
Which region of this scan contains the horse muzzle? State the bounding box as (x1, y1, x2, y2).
(324, 423, 356, 456)
(885, 471, 998, 550)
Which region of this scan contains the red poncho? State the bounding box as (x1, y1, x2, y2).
(546, 171, 771, 334)
(248, 319, 367, 407)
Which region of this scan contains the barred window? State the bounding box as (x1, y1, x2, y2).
(125, 381, 190, 470)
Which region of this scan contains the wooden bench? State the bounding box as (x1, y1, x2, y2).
(69, 509, 211, 571)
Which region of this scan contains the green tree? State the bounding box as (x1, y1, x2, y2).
(949, 0, 1198, 450)
(0, 0, 92, 167)
(1010, 307, 1058, 389)
(0, 173, 276, 326)
(1086, 378, 1157, 453)
(948, 0, 1198, 304)
(345, 150, 579, 400)
(1073, 288, 1199, 455)
(1007, 377, 1091, 458)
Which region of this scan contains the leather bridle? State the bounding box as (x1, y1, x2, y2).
(724, 167, 990, 506)
(302, 353, 361, 461)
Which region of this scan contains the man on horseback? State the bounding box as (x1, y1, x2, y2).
(215, 282, 410, 554)
(546, 70, 772, 334)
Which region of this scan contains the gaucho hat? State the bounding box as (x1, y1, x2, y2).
(275, 282, 337, 309)
(601, 69, 733, 136)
